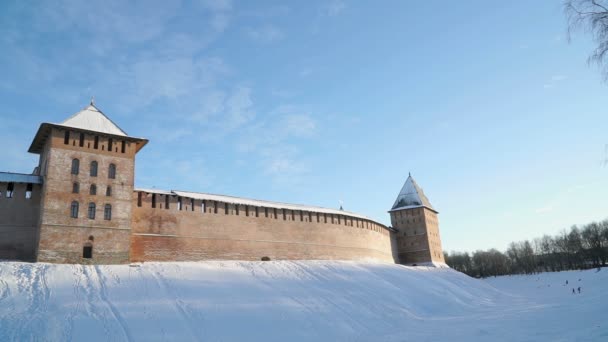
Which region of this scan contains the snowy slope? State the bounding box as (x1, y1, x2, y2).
(0, 261, 605, 342)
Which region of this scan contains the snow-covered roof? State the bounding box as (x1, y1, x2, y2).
(389, 174, 436, 213)
(135, 188, 385, 226)
(60, 103, 127, 136)
(0, 172, 42, 184)
(28, 102, 148, 154)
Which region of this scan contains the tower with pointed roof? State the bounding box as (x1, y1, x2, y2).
(28, 102, 147, 263)
(389, 174, 445, 265)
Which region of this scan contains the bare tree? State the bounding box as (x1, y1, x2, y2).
(565, 0, 608, 80)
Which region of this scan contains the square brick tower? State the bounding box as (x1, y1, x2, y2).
(389, 174, 445, 265)
(28, 101, 147, 263)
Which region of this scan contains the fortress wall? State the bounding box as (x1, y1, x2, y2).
(0, 182, 41, 261)
(131, 191, 395, 262)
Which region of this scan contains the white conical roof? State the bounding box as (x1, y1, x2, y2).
(60, 103, 127, 136)
(391, 174, 435, 212)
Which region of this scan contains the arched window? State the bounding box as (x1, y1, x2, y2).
(70, 201, 79, 218)
(72, 182, 79, 194)
(90, 161, 98, 177)
(108, 164, 116, 179)
(104, 204, 112, 220)
(88, 202, 96, 219)
(106, 186, 112, 197)
(71, 159, 80, 175)
(90, 184, 97, 195)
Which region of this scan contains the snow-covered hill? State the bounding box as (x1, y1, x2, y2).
(0, 261, 605, 341)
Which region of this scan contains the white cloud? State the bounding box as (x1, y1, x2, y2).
(324, 0, 347, 16)
(225, 86, 255, 128)
(543, 74, 568, 89)
(246, 25, 285, 43)
(551, 75, 567, 82)
(535, 205, 554, 214)
(282, 114, 317, 138)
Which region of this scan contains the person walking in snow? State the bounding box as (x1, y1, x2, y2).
(572, 288, 575, 294)
(578, 287, 581, 294)
(566, 280, 568, 285)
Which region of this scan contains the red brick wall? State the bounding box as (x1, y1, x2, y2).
(130, 191, 395, 262)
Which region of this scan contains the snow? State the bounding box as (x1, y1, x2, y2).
(0, 261, 605, 341)
(135, 188, 380, 223)
(390, 174, 436, 212)
(60, 104, 128, 137)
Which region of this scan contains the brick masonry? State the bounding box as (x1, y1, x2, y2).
(1, 109, 445, 265)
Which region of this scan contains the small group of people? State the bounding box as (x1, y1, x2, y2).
(566, 279, 582, 294)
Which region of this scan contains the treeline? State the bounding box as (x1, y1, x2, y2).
(444, 219, 608, 278)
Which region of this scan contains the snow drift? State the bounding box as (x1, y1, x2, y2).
(0, 261, 605, 341)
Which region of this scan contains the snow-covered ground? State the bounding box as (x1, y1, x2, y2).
(0, 261, 605, 341)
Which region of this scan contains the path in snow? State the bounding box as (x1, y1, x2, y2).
(0, 261, 605, 341)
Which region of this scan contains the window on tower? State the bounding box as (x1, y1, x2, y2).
(108, 164, 116, 179)
(90, 161, 98, 177)
(71, 159, 80, 175)
(70, 201, 79, 218)
(104, 204, 112, 220)
(88, 202, 96, 219)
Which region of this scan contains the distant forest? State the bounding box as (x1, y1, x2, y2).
(444, 219, 608, 278)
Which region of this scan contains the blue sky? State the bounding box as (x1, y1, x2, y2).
(1, 0, 607, 252)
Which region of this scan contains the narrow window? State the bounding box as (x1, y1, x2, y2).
(104, 204, 112, 220)
(214, 201, 218, 214)
(283, 209, 286, 220)
(317, 213, 320, 222)
(71, 159, 80, 175)
(177, 197, 182, 210)
(202, 200, 206, 213)
(265, 207, 268, 217)
(94, 136, 99, 149)
(6, 183, 14, 198)
(25, 183, 33, 199)
(338, 215, 341, 225)
(73, 183, 80, 194)
(225, 203, 229, 214)
(121, 140, 126, 153)
(108, 138, 113, 152)
(255, 207, 259, 217)
(108, 164, 116, 179)
(90, 184, 97, 195)
(83, 244, 93, 259)
(300, 211, 303, 221)
(152, 194, 156, 208)
(88, 202, 96, 219)
(106, 186, 111, 197)
(137, 192, 142, 207)
(90, 161, 98, 177)
(235, 205, 239, 215)
(273, 208, 278, 219)
(191, 198, 195, 211)
(64, 131, 70, 145)
(79, 133, 85, 147)
(308, 212, 312, 222)
(245, 206, 249, 216)
(71, 201, 79, 218)
(165, 195, 170, 209)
